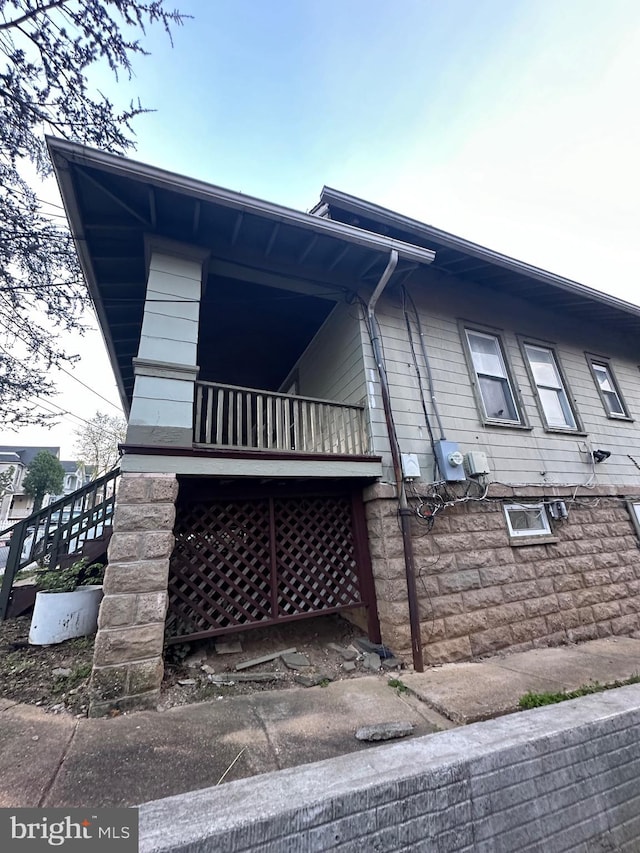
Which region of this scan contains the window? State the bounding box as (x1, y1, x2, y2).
(628, 502, 640, 539)
(504, 503, 552, 538)
(464, 328, 522, 424)
(522, 343, 579, 430)
(587, 357, 629, 419)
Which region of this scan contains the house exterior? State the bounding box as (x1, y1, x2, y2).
(0, 446, 67, 529)
(0, 448, 90, 531)
(49, 138, 640, 715)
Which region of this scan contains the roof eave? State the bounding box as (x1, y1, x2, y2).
(319, 186, 640, 324)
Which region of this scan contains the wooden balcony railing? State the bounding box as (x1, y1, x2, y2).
(194, 381, 370, 455)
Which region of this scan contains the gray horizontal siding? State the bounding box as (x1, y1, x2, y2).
(365, 266, 640, 488)
(287, 301, 368, 406)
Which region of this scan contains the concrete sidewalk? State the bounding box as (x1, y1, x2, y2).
(0, 636, 638, 809)
(402, 635, 640, 723)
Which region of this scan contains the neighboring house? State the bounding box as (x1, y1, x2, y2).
(47, 461, 93, 525)
(0, 449, 89, 530)
(0, 446, 60, 529)
(49, 137, 640, 715)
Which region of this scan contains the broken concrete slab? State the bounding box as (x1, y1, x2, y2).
(281, 652, 311, 670)
(342, 661, 356, 672)
(177, 679, 196, 687)
(381, 657, 402, 671)
(327, 643, 357, 661)
(235, 648, 297, 671)
(362, 652, 381, 672)
(215, 640, 243, 655)
(201, 664, 216, 675)
(355, 721, 415, 741)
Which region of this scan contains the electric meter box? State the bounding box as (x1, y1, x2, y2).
(434, 440, 466, 482)
(464, 451, 491, 478)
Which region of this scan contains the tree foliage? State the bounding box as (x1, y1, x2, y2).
(0, 465, 15, 497)
(74, 409, 126, 477)
(23, 449, 64, 510)
(0, 1, 185, 427)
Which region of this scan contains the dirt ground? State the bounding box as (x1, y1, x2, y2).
(0, 614, 401, 716)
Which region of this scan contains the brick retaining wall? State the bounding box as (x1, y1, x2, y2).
(139, 685, 640, 852)
(364, 485, 640, 663)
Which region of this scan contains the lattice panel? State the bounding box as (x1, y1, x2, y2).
(167, 493, 364, 641)
(168, 499, 272, 637)
(275, 496, 362, 616)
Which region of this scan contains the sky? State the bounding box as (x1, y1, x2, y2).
(2, 0, 639, 457)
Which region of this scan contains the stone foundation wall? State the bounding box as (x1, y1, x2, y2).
(364, 484, 640, 664)
(89, 472, 178, 716)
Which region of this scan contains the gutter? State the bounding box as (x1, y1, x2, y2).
(320, 185, 640, 324)
(366, 250, 428, 673)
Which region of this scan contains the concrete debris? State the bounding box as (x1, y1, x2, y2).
(294, 673, 332, 688)
(52, 668, 72, 678)
(177, 679, 196, 687)
(235, 648, 297, 671)
(215, 640, 243, 655)
(362, 652, 382, 672)
(352, 638, 395, 659)
(381, 657, 402, 671)
(342, 661, 357, 672)
(281, 652, 312, 670)
(327, 643, 358, 661)
(201, 664, 216, 675)
(209, 672, 284, 684)
(355, 721, 415, 742)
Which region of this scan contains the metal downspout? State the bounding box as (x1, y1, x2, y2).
(367, 250, 424, 672)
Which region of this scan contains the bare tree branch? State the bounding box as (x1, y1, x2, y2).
(0, 0, 187, 427)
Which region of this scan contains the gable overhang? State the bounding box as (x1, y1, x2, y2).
(316, 186, 640, 340)
(47, 139, 435, 413)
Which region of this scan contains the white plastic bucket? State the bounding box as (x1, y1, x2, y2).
(29, 585, 103, 645)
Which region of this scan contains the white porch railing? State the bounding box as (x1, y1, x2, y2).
(194, 381, 370, 455)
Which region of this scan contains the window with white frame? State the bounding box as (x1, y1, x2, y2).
(504, 503, 552, 538)
(464, 329, 521, 423)
(523, 343, 578, 430)
(588, 357, 629, 418)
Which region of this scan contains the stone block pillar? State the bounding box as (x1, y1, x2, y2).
(126, 237, 209, 448)
(89, 472, 178, 717)
(363, 483, 412, 657)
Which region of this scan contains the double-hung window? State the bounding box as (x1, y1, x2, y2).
(522, 343, 579, 430)
(464, 328, 522, 424)
(587, 356, 630, 419)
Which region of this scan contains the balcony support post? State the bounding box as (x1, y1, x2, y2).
(126, 237, 209, 449)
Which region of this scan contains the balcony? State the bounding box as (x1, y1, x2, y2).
(194, 381, 371, 456)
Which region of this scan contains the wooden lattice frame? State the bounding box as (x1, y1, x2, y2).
(167, 492, 368, 642)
